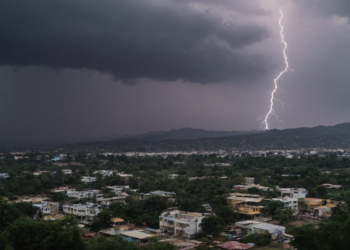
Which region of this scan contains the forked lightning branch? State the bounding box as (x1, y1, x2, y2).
(263, 10, 290, 130)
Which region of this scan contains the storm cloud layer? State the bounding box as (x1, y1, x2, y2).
(0, 0, 271, 84)
(0, 0, 350, 145)
(296, 0, 350, 18)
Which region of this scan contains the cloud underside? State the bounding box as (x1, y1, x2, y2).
(0, 0, 271, 84)
(295, 0, 350, 19)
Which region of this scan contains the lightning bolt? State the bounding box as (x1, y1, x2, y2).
(263, 10, 289, 130)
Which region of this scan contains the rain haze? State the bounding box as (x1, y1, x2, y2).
(1, 0, 350, 144)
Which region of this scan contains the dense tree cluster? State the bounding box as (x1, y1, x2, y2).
(0, 196, 176, 250)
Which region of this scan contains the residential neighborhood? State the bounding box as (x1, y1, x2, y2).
(2, 149, 350, 250)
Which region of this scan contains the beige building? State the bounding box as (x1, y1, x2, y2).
(159, 210, 205, 239)
(63, 203, 102, 222)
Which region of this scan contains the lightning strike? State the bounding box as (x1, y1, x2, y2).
(263, 10, 289, 130)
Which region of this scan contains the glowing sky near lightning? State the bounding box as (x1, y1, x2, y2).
(263, 10, 289, 130)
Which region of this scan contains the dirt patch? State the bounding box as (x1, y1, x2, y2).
(288, 218, 321, 226)
(267, 220, 280, 225)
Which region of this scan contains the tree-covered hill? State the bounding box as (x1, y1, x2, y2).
(73, 123, 350, 151)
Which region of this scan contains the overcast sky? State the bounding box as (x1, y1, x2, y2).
(1, 0, 350, 144)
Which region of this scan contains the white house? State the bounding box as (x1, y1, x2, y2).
(168, 174, 180, 179)
(235, 221, 286, 237)
(96, 196, 126, 206)
(0, 173, 9, 179)
(159, 210, 205, 239)
(106, 185, 130, 191)
(116, 173, 133, 178)
(93, 170, 114, 177)
(66, 190, 97, 199)
(81, 176, 97, 183)
(273, 197, 298, 210)
(322, 184, 342, 189)
(61, 169, 73, 175)
(279, 188, 307, 199)
(63, 203, 101, 221)
(313, 204, 336, 217)
(33, 202, 59, 214)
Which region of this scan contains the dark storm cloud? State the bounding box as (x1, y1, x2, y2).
(295, 0, 350, 18)
(0, 0, 271, 84)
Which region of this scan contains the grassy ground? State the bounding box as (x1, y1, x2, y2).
(285, 217, 323, 236)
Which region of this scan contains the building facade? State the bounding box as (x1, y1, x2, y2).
(159, 210, 204, 239)
(279, 188, 307, 199)
(140, 190, 176, 200)
(66, 190, 97, 199)
(62, 169, 73, 175)
(93, 170, 114, 176)
(273, 197, 298, 210)
(81, 176, 97, 183)
(34, 202, 60, 214)
(62, 203, 101, 221)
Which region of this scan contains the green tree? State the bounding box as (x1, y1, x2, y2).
(241, 233, 271, 247)
(298, 200, 308, 213)
(275, 208, 294, 225)
(6, 215, 84, 250)
(0, 196, 10, 230)
(213, 205, 237, 225)
(247, 187, 260, 195)
(91, 210, 113, 232)
(316, 186, 327, 198)
(200, 215, 226, 237)
(261, 201, 284, 216)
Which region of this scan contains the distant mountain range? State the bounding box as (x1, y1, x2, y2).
(4, 123, 350, 151)
(71, 123, 350, 151)
(109, 128, 260, 142)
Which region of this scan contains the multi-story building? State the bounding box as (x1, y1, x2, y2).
(228, 193, 263, 218)
(228, 193, 263, 206)
(62, 203, 101, 221)
(236, 204, 261, 218)
(81, 176, 97, 183)
(34, 202, 60, 214)
(159, 210, 205, 239)
(66, 190, 97, 199)
(273, 197, 298, 210)
(279, 188, 307, 199)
